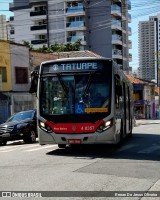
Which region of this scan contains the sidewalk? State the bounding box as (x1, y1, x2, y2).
(135, 119, 160, 126)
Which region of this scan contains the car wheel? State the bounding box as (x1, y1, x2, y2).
(23, 130, 36, 144)
(0, 140, 7, 146)
(30, 130, 36, 143)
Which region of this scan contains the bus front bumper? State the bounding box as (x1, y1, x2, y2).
(38, 126, 118, 145)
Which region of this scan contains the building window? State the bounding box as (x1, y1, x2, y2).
(39, 35, 46, 39)
(38, 19, 47, 25)
(35, 6, 46, 11)
(0, 67, 7, 82)
(15, 67, 28, 84)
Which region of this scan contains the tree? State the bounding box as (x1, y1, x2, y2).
(35, 39, 81, 53)
(22, 40, 33, 50)
(63, 39, 81, 51)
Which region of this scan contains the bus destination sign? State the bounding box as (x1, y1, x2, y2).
(43, 62, 103, 73)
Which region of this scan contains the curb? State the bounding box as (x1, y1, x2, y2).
(135, 119, 160, 126)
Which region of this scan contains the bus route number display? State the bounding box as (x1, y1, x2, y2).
(43, 62, 103, 73)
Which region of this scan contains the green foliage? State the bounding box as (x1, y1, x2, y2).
(22, 39, 81, 53)
(22, 40, 33, 50)
(35, 39, 81, 53)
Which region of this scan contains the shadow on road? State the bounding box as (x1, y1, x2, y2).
(2, 140, 39, 146)
(46, 133, 160, 162)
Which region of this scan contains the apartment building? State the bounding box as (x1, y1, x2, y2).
(138, 14, 160, 85)
(9, 0, 131, 71)
(0, 15, 7, 40)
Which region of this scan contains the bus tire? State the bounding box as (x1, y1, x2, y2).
(128, 131, 132, 138)
(58, 144, 66, 148)
(128, 126, 133, 138)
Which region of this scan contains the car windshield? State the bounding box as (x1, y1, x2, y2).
(6, 111, 35, 122)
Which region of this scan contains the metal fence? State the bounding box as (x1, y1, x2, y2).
(11, 94, 35, 114)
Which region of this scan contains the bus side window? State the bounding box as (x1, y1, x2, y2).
(115, 75, 122, 109)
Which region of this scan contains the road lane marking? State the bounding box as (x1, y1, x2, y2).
(17, 144, 40, 150)
(0, 149, 18, 153)
(0, 146, 19, 151)
(138, 145, 160, 154)
(24, 145, 58, 152)
(0, 144, 57, 152)
(117, 144, 137, 153)
(0, 146, 16, 150)
(0, 143, 39, 151)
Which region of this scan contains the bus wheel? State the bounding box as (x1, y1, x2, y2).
(128, 131, 132, 138)
(58, 144, 66, 148)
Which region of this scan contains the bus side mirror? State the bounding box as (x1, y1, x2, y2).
(29, 71, 39, 94)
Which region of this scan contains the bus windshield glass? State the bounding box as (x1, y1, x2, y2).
(40, 61, 112, 115)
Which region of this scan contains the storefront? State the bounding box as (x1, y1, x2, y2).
(134, 100, 145, 119)
(134, 100, 154, 119)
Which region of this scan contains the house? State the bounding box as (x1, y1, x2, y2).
(30, 50, 102, 70)
(155, 86, 160, 119)
(127, 75, 156, 119)
(0, 40, 34, 123)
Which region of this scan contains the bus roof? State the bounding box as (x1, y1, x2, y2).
(41, 57, 113, 65)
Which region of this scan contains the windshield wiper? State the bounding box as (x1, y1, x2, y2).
(56, 73, 69, 98)
(83, 71, 96, 98)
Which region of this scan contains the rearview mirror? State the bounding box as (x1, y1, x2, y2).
(29, 70, 39, 94)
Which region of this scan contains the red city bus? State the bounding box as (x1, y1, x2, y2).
(30, 57, 133, 148)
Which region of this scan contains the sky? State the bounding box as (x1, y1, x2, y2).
(0, 0, 160, 70)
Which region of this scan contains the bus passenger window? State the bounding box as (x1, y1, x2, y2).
(115, 76, 122, 109)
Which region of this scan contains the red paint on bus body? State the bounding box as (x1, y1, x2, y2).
(45, 120, 104, 134)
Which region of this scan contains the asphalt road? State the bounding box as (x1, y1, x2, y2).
(0, 120, 160, 200)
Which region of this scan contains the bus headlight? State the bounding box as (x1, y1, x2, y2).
(97, 119, 113, 132)
(39, 121, 52, 133)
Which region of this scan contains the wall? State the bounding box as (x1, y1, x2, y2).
(0, 15, 7, 40)
(0, 41, 12, 91)
(10, 93, 34, 115)
(10, 43, 30, 91)
(48, 0, 66, 44)
(0, 92, 10, 123)
(0, 75, 2, 91)
(14, 8, 34, 44)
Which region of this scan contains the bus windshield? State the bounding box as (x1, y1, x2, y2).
(40, 71, 111, 115)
